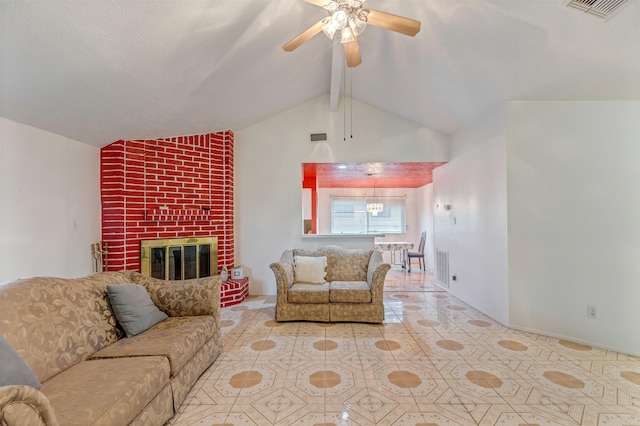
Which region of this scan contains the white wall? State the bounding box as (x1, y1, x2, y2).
(235, 95, 450, 295)
(433, 107, 509, 324)
(0, 118, 101, 283)
(506, 101, 640, 355)
(416, 183, 434, 271)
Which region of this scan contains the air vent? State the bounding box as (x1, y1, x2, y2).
(566, 0, 628, 21)
(435, 249, 450, 288)
(309, 132, 328, 142)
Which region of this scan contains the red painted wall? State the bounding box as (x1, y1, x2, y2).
(302, 175, 317, 234)
(100, 131, 234, 273)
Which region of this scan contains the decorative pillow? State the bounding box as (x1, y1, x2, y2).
(294, 255, 327, 284)
(0, 333, 41, 389)
(107, 284, 168, 337)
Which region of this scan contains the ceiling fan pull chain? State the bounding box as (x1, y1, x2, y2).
(350, 67, 354, 140)
(344, 58, 347, 141)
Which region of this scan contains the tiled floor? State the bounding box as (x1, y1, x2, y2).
(170, 267, 640, 425)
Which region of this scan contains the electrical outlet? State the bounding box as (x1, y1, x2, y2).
(587, 305, 598, 319)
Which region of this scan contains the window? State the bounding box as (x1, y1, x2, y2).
(330, 197, 405, 234)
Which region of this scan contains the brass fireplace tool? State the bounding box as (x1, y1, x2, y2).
(91, 242, 109, 273)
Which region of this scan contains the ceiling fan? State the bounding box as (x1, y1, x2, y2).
(283, 0, 421, 67)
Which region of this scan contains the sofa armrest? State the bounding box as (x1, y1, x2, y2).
(123, 271, 221, 318)
(270, 250, 295, 305)
(367, 251, 391, 303)
(0, 385, 58, 426)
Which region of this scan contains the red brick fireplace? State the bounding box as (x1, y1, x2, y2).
(100, 131, 235, 275)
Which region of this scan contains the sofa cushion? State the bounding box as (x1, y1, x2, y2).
(294, 255, 327, 284)
(322, 247, 372, 282)
(41, 356, 170, 426)
(288, 282, 330, 304)
(0, 333, 41, 389)
(329, 281, 372, 303)
(90, 316, 216, 376)
(107, 283, 169, 337)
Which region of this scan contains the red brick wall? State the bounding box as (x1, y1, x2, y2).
(100, 131, 234, 273)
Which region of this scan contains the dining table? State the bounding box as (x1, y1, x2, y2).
(374, 241, 414, 269)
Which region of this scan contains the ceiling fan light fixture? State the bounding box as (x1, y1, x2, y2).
(340, 26, 355, 43)
(331, 10, 348, 29)
(349, 16, 366, 36)
(323, 1, 339, 13)
(322, 18, 338, 39)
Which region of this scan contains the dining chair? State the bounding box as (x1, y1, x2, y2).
(407, 231, 426, 272)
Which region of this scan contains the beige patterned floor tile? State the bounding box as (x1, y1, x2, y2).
(582, 404, 640, 425)
(520, 363, 609, 399)
(169, 405, 233, 426)
(415, 404, 476, 425)
(361, 380, 417, 403)
(340, 357, 392, 378)
(296, 322, 331, 336)
(297, 336, 355, 358)
(236, 342, 292, 367)
(234, 386, 304, 423)
(294, 364, 361, 397)
(357, 335, 426, 361)
(419, 333, 481, 359)
(370, 403, 426, 426)
(380, 322, 415, 336)
(509, 402, 596, 425)
(442, 378, 508, 404)
(592, 361, 640, 391)
(352, 322, 386, 337)
(221, 405, 273, 425)
(543, 337, 616, 360)
(210, 363, 279, 398)
(324, 322, 355, 337)
(266, 352, 314, 378)
(372, 364, 446, 398)
(335, 388, 402, 424)
(194, 379, 240, 404)
(355, 338, 399, 363)
(462, 360, 531, 380)
(475, 334, 550, 358)
(282, 409, 365, 426)
(454, 403, 527, 425)
(490, 411, 553, 426)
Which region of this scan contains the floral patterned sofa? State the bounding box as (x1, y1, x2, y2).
(270, 245, 391, 323)
(0, 271, 221, 426)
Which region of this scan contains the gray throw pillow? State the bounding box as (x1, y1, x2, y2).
(107, 284, 168, 337)
(0, 333, 42, 389)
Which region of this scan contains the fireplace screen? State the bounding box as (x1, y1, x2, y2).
(141, 237, 218, 280)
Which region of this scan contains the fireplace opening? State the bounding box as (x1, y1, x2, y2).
(141, 237, 218, 280)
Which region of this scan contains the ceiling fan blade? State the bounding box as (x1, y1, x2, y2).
(344, 38, 362, 68)
(366, 9, 421, 37)
(283, 19, 326, 52)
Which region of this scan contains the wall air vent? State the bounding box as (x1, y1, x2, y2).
(309, 132, 328, 142)
(565, 0, 629, 21)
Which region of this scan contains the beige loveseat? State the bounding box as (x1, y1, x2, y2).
(270, 245, 391, 323)
(0, 271, 222, 426)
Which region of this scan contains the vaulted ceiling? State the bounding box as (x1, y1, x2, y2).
(1, 0, 639, 147)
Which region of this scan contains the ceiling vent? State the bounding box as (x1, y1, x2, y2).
(309, 132, 328, 142)
(565, 0, 629, 21)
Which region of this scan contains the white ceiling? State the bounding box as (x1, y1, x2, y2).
(2, 0, 639, 147)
